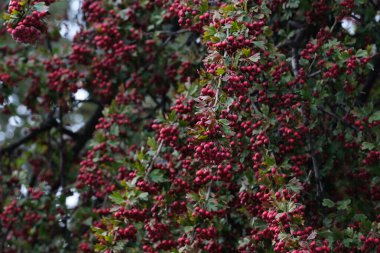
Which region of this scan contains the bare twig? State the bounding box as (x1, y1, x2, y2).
(317, 106, 359, 131)
(308, 70, 321, 78)
(291, 48, 299, 76)
(144, 140, 164, 181)
(205, 181, 212, 201)
(0, 113, 57, 157)
(72, 104, 104, 157)
(58, 107, 65, 187)
(307, 135, 323, 198)
(213, 77, 222, 108)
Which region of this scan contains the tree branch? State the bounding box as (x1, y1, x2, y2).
(0, 114, 57, 157)
(357, 53, 380, 105)
(72, 104, 104, 158)
(307, 135, 323, 199)
(291, 48, 300, 76)
(144, 140, 164, 181)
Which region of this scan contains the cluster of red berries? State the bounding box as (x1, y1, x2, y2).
(7, 11, 47, 44)
(6, 0, 50, 44)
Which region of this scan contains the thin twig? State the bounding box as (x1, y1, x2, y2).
(205, 181, 212, 201)
(317, 106, 359, 131)
(213, 77, 222, 108)
(308, 70, 321, 78)
(58, 107, 65, 187)
(307, 135, 323, 198)
(0, 113, 57, 157)
(144, 140, 164, 181)
(291, 48, 299, 76)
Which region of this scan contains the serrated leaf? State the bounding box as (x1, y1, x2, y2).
(361, 142, 375, 150)
(188, 83, 198, 96)
(186, 192, 200, 201)
(307, 230, 317, 240)
(242, 48, 251, 57)
(265, 156, 276, 166)
(147, 137, 157, 150)
(109, 192, 124, 205)
(285, 0, 300, 8)
(369, 111, 380, 123)
(138, 192, 149, 201)
(248, 53, 260, 62)
(206, 199, 218, 211)
(337, 199, 351, 210)
(263, 26, 273, 37)
(322, 198, 335, 208)
(356, 49, 368, 58)
(216, 68, 225, 75)
(287, 177, 303, 193)
(343, 238, 352, 247)
(353, 213, 367, 222)
(149, 169, 168, 183)
(253, 41, 265, 50)
(218, 119, 230, 125)
(34, 2, 49, 13)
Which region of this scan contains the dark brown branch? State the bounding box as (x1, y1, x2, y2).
(58, 107, 65, 187)
(0, 115, 81, 158)
(72, 104, 104, 158)
(60, 128, 78, 138)
(277, 24, 315, 49)
(317, 106, 359, 131)
(357, 53, 380, 105)
(0, 114, 57, 157)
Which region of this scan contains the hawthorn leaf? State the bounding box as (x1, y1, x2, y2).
(322, 198, 335, 208)
(149, 169, 168, 183)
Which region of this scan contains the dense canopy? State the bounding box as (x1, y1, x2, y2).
(1, 0, 380, 252)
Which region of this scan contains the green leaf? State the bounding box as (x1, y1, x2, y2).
(110, 125, 119, 136)
(343, 238, 352, 247)
(199, 0, 209, 12)
(221, 124, 235, 136)
(263, 26, 273, 37)
(188, 83, 198, 96)
(149, 169, 168, 183)
(218, 118, 230, 125)
(353, 213, 367, 222)
(109, 192, 124, 205)
(216, 68, 225, 75)
(168, 110, 176, 122)
(356, 49, 368, 58)
(138, 192, 149, 201)
(285, 0, 300, 8)
(253, 41, 265, 50)
(287, 178, 302, 194)
(206, 199, 218, 211)
(242, 48, 251, 57)
(34, 2, 49, 13)
(186, 192, 200, 201)
(361, 142, 375, 150)
(248, 53, 260, 62)
(369, 111, 380, 123)
(147, 137, 157, 150)
(322, 198, 335, 208)
(265, 156, 276, 166)
(337, 199, 351, 210)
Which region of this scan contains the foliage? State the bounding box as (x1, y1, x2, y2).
(1, 0, 380, 252)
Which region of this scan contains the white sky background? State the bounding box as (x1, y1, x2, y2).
(59, 0, 84, 40)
